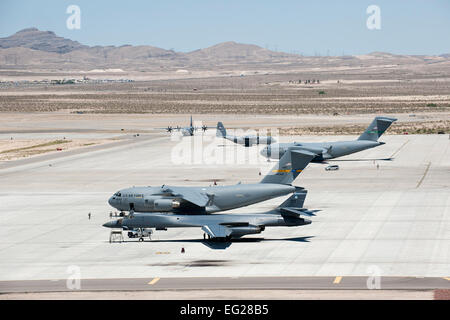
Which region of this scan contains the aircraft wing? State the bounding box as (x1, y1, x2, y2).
(162, 186, 210, 207)
(202, 224, 232, 238)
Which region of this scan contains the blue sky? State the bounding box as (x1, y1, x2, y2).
(0, 0, 449, 55)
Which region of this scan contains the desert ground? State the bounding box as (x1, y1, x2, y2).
(1, 65, 449, 161)
(0, 64, 449, 300)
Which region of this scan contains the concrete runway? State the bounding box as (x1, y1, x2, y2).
(0, 131, 449, 294)
(0, 276, 449, 293)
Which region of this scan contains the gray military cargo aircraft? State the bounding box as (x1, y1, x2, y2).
(103, 189, 315, 241)
(260, 116, 397, 162)
(108, 150, 316, 214)
(216, 122, 276, 147)
(160, 116, 211, 136)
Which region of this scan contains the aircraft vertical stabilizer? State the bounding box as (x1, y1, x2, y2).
(260, 150, 315, 185)
(358, 116, 397, 141)
(216, 122, 227, 137)
(279, 189, 308, 208)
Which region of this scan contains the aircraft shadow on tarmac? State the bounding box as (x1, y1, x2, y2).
(328, 157, 394, 162)
(127, 236, 314, 250)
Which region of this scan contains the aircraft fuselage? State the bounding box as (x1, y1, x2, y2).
(103, 211, 311, 238)
(108, 183, 295, 214)
(261, 140, 383, 161)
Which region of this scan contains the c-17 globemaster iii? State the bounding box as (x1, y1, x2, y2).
(260, 116, 397, 162)
(103, 188, 315, 242)
(108, 150, 316, 214)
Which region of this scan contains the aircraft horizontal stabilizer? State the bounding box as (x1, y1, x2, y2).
(279, 207, 316, 217)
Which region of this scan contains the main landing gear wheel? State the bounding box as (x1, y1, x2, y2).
(139, 237, 144, 242)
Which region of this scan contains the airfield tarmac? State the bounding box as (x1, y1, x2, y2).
(0, 127, 449, 297)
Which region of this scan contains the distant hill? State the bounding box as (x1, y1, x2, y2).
(0, 28, 87, 53)
(0, 27, 448, 72)
(186, 41, 294, 61)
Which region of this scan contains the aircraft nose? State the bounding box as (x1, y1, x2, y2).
(108, 196, 114, 206)
(103, 220, 121, 228)
(103, 221, 115, 228)
(260, 147, 268, 157)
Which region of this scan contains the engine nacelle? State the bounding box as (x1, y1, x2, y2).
(153, 199, 180, 211)
(229, 226, 262, 238)
(264, 145, 286, 159)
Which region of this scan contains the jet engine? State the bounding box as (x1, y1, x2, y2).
(229, 225, 262, 238)
(153, 199, 181, 211)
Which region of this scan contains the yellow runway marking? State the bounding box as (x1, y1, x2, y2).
(333, 276, 342, 284)
(444, 277, 450, 281)
(148, 277, 160, 285)
(416, 162, 431, 189)
(390, 139, 409, 158)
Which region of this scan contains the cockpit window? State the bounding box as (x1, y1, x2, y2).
(114, 192, 121, 197)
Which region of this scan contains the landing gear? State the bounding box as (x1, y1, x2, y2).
(127, 228, 153, 241)
(203, 233, 211, 241)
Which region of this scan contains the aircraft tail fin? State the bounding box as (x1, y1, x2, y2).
(277, 189, 317, 217)
(190, 115, 193, 128)
(216, 122, 227, 137)
(260, 150, 316, 185)
(279, 188, 307, 208)
(358, 116, 397, 141)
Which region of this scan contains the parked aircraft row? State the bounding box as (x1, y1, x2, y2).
(161, 116, 397, 162)
(104, 116, 397, 242)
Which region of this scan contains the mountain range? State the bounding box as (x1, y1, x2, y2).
(0, 28, 449, 72)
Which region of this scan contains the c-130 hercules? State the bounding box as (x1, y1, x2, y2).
(216, 121, 276, 147)
(108, 150, 316, 215)
(260, 116, 397, 162)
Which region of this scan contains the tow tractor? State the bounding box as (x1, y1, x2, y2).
(127, 228, 153, 242)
